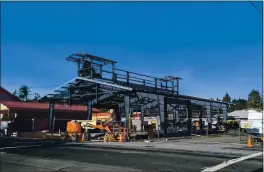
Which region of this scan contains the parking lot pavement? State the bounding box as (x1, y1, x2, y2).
(1, 145, 262, 172)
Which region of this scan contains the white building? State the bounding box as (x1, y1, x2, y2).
(229, 109, 263, 136)
(228, 109, 263, 119)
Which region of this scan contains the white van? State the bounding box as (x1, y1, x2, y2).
(247, 110, 263, 137)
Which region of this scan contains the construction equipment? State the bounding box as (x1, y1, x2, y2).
(65, 120, 82, 141)
(65, 119, 128, 142)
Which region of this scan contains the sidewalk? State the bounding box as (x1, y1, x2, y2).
(65, 141, 263, 159)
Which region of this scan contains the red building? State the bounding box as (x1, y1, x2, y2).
(0, 86, 101, 132)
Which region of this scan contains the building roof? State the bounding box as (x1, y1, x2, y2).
(1, 101, 100, 112)
(228, 110, 249, 119)
(0, 86, 20, 101)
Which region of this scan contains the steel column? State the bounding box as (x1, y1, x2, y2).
(141, 106, 144, 131)
(68, 87, 72, 105)
(115, 105, 121, 122)
(206, 105, 212, 129)
(175, 107, 179, 129)
(187, 105, 192, 136)
(222, 108, 227, 123)
(199, 107, 204, 131)
(95, 84, 99, 104)
(49, 102, 54, 132)
(77, 61, 80, 76)
(112, 63, 115, 81)
(124, 95, 130, 127)
(87, 101, 92, 120)
(163, 97, 168, 135)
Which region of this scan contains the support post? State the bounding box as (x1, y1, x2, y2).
(187, 105, 192, 136)
(155, 78, 157, 90)
(95, 84, 99, 104)
(112, 63, 115, 81)
(172, 80, 175, 94)
(158, 95, 164, 134)
(99, 65, 103, 77)
(176, 79, 179, 95)
(223, 105, 227, 132)
(87, 101, 92, 120)
(140, 106, 144, 131)
(175, 107, 179, 130)
(223, 107, 227, 124)
(115, 105, 121, 122)
(126, 72, 130, 84)
(68, 87, 72, 106)
(77, 61, 80, 76)
(124, 95, 130, 128)
(207, 105, 212, 129)
(163, 97, 168, 135)
(49, 102, 54, 132)
(199, 107, 204, 132)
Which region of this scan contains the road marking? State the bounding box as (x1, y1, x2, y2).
(0, 145, 43, 150)
(201, 152, 263, 172)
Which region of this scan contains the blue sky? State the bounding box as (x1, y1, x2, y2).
(1, 2, 262, 99)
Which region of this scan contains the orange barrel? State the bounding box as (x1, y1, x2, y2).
(66, 121, 81, 133)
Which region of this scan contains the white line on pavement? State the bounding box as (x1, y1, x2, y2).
(201, 152, 263, 172)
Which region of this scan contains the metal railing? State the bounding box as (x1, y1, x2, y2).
(79, 66, 181, 95)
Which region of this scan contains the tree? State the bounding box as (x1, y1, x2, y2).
(18, 85, 31, 101)
(33, 93, 40, 100)
(247, 89, 262, 109)
(231, 98, 247, 111)
(13, 90, 18, 96)
(222, 93, 231, 103)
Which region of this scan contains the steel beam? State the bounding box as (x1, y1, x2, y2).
(76, 77, 133, 91)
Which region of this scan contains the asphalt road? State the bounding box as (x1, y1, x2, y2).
(0, 144, 263, 172)
(0, 137, 66, 148)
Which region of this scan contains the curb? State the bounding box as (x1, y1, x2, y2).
(61, 143, 257, 159)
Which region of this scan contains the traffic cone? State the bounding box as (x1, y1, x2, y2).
(81, 133, 85, 143)
(119, 134, 123, 143)
(247, 136, 252, 147)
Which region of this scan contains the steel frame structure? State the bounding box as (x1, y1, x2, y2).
(39, 53, 230, 135)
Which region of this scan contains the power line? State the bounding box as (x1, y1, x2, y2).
(6, 56, 261, 90)
(249, 1, 263, 16)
